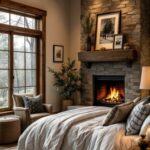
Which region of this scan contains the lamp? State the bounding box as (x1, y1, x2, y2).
(140, 66, 150, 90)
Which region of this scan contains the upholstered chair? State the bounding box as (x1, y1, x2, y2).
(12, 94, 52, 131)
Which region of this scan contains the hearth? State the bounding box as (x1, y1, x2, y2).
(93, 75, 125, 107)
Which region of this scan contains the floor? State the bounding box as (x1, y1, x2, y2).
(0, 143, 17, 150)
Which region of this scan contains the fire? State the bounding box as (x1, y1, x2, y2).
(105, 87, 120, 101)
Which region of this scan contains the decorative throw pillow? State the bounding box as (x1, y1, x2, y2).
(139, 115, 150, 136)
(133, 97, 141, 105)
(126, 96, 150, 135)
(103, 101, 134, 126)
(23, 95, 44, 113)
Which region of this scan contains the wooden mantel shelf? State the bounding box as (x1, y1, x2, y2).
(78, 49, 137, 67)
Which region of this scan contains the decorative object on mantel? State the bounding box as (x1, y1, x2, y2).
(82, 14, 94, 51)
(123, 43, 131, 50)
(140, 66, 150, 97)
(113, 34, 124, 50)
(48, 59, 81, 110)
(95, 11, 121, 50)
(78, 49, 137, 68)
(53, 45, 64, 63)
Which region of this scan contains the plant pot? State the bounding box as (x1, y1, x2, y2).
(62, 99, 73, 111)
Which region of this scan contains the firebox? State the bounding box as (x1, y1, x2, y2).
(93, 75, 125, 107)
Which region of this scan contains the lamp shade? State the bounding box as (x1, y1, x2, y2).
(140, 66, 150, 89)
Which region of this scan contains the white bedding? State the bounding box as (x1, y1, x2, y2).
(18, 106, 140, 150)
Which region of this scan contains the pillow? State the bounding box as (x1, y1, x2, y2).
(23, 95, 44, 113)
(103, 101, 134, 126)
(126, 96, 150, 135)
(133, 97, 141, 104)
(140, 115, 150, 136)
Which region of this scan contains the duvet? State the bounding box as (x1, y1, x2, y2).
(18, 106, 140, 150)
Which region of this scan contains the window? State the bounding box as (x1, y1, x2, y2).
(13, 35, 37, 94)
(0, 33, 9, 109)
(0, 1, 46, 112)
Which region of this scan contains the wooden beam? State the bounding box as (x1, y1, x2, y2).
(0, 24, 42, 37)
(78, 50, 137, 62)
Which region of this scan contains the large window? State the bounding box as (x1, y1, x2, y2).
(0, 1, 46, 112)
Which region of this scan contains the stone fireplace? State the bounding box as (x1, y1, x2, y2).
(93, 75, 125, 107)
(80, 62, 141, 106)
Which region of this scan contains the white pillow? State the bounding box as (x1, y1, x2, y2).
(140, 115, 150, 136)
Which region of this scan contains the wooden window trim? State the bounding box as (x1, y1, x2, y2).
(0, 24, 42, 37)
(0, 0, 47, 17)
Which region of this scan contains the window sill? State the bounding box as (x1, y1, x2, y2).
(0, 111, 13, 116)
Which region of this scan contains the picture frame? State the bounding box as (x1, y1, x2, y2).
(53, 45, 64, 63)
(95, 11, 121, 50)
(113, 34, 124, 50)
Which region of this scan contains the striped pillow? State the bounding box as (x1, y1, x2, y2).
(126, 96, 150, 135)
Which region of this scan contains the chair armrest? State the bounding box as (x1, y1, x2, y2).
(13, 107, 30, 131)
(42, 104, 53, 114)
(13, 107, 29, 111)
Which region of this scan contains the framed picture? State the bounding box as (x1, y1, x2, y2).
(53, 45, 64, 63)
(113, 34, 124, 50)
(95, 11, 121, 50)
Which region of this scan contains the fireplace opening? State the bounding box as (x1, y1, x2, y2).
(93, 75, 125, 107)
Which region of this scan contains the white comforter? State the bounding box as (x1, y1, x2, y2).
(18, 107, 140, 150)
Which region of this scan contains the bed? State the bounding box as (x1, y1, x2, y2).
(17, 106, 140, 150)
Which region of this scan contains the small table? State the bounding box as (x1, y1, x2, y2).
(0, 115, 21, 144)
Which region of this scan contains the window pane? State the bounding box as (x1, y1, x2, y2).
(24, 17, 36, 29)
(26, 53, 36, 69)
(0, 70, 8, 88)
(11, 14, 24, 27)
(26, 70, 36, 86)
(0, 33, 9, 50)
(13, 87, 25, 94)
(26, 87, 36, 94)
(14, 35, 24, 52)
(14, 70, 25, 87)
(0, 51, 8, 69)
(0, 88, 8, 108)
(0, 11, 9, 25)
(14, 52, 24, 69)
(25, 37, 36, 53)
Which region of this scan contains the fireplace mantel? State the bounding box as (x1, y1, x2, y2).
(78, 49, 137, 67)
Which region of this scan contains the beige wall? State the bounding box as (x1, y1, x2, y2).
(12, 0, 81, 112)
(69, 0, 81, 69)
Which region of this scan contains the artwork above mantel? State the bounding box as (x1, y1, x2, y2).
(78, 49, 137, 68)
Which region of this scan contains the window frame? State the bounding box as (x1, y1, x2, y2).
(0, 0, 46, 112)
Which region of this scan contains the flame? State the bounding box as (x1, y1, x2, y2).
(105, 87, 120, 101)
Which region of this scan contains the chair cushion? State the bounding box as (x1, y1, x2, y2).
(30, 113, 49, 123)
(23, 95, 44, 113)
(103, 101, 134, 126)
(126, 96, 150, 135)
(13, 94, 33, 107)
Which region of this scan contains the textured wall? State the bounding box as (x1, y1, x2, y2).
(80, 0, 141, 105)
(141, 0, 150, 66)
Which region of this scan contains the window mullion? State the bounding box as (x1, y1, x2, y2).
(24, 36, 26, 93)
(9, 32, 14, 109)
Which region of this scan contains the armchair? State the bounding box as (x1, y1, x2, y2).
(13, 94, 52, 131)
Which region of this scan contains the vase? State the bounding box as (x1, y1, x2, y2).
(62, 99, 73, 111)
(86, 35, 91, 51)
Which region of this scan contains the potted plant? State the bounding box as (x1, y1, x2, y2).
(48, 59, 81, 110)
